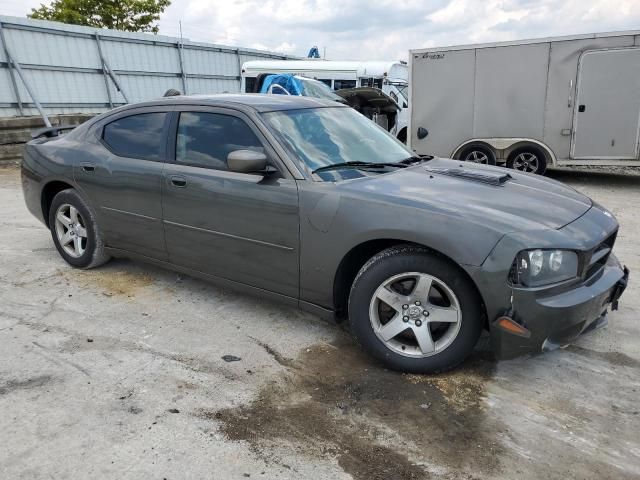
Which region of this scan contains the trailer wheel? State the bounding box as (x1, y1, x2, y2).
(457, 144, 496, 165)
(507, 147, 547, 175)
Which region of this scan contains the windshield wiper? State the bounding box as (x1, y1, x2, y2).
(312, 161, 408, 174)
(400, 155, 433, 165)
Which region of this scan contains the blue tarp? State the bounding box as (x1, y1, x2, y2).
(259, 74, 304, 95)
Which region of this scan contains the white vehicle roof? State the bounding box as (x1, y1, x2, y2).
(242, 60, 408, 82)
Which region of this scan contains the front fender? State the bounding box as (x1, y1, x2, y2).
(299, 185, 504, 309)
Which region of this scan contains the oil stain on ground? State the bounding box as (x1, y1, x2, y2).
(62, 266, 154, 297)
(0, 375, 55, 396)
(205, 336, 503, 480)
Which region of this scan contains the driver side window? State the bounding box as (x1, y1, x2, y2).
(175, 112, 265, 170)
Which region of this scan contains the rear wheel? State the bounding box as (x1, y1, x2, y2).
(348, 246, 483, 373)
(507, 147, 547, 175)
(458, 144, 496, 165)
(49, 189, 110, 269)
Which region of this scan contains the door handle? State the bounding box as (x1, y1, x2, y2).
(578, 105, 586, 112)
(81, 163, 95, 172)
(170, 175, 187, 187)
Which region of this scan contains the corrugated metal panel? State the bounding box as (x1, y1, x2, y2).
(4, 28, 101, 68)
(185, 49, 239, 76)
(187, 77, 239, 95)
(119, 75, 182, 103)
(0, 15, 296, 118)
(103, 39, 180, 73)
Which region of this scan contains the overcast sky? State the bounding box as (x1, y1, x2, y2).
(2, 0, 640, 59)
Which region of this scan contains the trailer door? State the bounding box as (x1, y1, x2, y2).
(572, 48, 640, 160)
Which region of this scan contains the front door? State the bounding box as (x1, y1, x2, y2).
(161, 108, 300, 299)
(572, 48, 640, 160)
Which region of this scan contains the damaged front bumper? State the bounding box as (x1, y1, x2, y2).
(490, 254, 629, 359)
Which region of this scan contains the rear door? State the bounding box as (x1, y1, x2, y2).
(161, 107, 300, 298)
(75, 108, 171, 260)
(572, 48, 640, 159)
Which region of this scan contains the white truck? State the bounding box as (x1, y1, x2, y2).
(409, 30, 640, 174)
(241, 60, 409, 141)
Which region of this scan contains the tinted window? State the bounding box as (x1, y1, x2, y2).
(176, 112, 264, 170)
(245, 77, 256, 93)
(103, 113, 167, 161)
(360, 78, 383, 89)
(334, 79, 356, 90)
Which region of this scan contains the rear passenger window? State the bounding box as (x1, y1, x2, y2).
(176, 112, 264, 170)
(103, 113, 167, 161)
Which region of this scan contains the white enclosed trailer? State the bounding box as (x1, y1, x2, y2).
(409, 31, 640, 174)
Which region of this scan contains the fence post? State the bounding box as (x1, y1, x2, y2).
(94, 33, 113, 108)
(95, 33, 129, 104)
(0, 21, 24, 116)
(235, 48, 242, 93)
(177, 40, 187, 94)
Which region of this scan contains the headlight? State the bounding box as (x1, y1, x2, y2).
(511, 249, 579, 287)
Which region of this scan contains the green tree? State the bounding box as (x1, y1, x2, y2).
(28, 0, 171, 34)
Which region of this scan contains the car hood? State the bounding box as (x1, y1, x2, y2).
(340, 158, 592, 233)
(335, 87, 399, 113)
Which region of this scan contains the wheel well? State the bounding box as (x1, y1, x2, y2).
(454, 142, 496, 161)
(332, 239, 488, 328)
(41, 181, 73, 229)
(506, 143, 548, 163)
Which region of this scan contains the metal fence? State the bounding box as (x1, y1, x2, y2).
(0, 15, 296, 121)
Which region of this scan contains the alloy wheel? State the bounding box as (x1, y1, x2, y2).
(512, 152, 540, 173)
(369, 272, 462, 358)
(464, 150, 489, 164)
(54, 203, 87, 258)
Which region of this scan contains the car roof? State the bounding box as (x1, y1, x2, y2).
(121, 93, 346, 113)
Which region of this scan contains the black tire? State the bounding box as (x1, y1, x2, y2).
(48, 189, 110, 269)
(396, 127, 407, 144)
(457, 144, 496, 165)
(507, 146, 547, 175)
(348, 245, 483, 373)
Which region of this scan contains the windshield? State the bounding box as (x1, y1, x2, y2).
(262, 107, 413, 175)
(396, 84, 408, 102)
(299, 77, 344, 102)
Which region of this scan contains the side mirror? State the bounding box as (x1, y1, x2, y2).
(227, 150, 268, 173)
(417, 127, 429, 140)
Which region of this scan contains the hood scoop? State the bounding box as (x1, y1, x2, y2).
(424, 166, 512, 186)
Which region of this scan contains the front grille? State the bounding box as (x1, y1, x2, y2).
(584, 231, 617, 279)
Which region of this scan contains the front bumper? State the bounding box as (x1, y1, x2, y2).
(490, 254, 629, 359)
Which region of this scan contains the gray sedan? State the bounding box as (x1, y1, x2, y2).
(21, 95, 629, 372)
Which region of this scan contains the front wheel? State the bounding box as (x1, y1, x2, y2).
(348, 246, 483, 373)
(49, 189, 110, 269)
